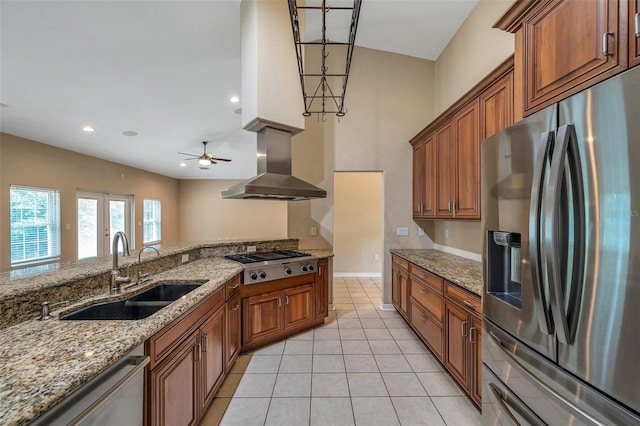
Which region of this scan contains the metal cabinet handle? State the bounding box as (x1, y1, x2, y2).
(419, 315, 427, 321)
(461, 320, 467, 337)
(202, 335, 209, 352)
(635, 13, 640, 38)
(452, 200, 457, 218)
(319, 266, 322, 276)
(277, 297, 281, 307)
(232, 303, 240, 311)
(195, 343, 202, 361)
(448, 201, 452, 212)
(602, 32, 613, 56)
(229, 282, 239, 289)
(419, 289, 428, 295)
(469, 327, 476, 344)
(285, 295, 289, 305)
(462, 299, 475, 309)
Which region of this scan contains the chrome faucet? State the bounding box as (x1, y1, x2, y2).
(136, 246, 160, 284)
(111, 231, 131, 294)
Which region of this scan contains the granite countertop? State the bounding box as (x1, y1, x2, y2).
(390, 249, 482, 296)
(0, 257, 243, 426)
(303, 248, 334, 258)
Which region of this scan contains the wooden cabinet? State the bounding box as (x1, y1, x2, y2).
(444, 281, 482, 409)
(409, 264, 444, 361)
(410, 59, 514, 222)
(480, 71, 514, 140)
(147, 274, 242, 426)
(200, 307, 225, 410)
(315, 258, 329, 319)
(243, 283, 315, 348)
(225, 292, 241, 371)
(412, 135, 436, 218)
(497, 0, 628, 116)
(632, 0, 640, 67)
(391, 255, 410, 320)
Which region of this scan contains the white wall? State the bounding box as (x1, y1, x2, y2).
(333, 172, 383, 276)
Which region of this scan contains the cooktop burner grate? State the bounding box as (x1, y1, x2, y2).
(225, 250, 311, 264)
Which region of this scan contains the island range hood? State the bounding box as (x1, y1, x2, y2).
(221, 127, 327, 201)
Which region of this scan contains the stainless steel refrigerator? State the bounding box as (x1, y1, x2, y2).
(481, 65, 640, 425)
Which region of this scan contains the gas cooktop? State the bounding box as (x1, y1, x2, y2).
(225, 250, 312, 264)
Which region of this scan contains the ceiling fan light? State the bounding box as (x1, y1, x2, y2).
(198, 158, 210, 166)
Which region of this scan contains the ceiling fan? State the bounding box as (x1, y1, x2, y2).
(178, 141, 232, 167)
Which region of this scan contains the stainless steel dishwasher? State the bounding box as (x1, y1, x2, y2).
(31, 344, 149, 426)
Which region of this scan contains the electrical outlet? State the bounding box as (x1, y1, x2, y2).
(310, 227, 317, 236)
(444, 228, 449, 239)
(181, 254, 189, 263)
(396, 227, 409, 237)
(418, 227, 425, 236)
(247, 245, 257, 253)
(374, 254, 379, 261)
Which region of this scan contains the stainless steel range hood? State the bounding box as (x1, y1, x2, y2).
(222, 127, 327, 201)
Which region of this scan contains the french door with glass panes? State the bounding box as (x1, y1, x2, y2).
(77, 191, 133, 259)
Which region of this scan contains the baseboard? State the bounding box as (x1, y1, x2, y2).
(379, 303, 396, 311)
(334, 272, 382, 278)
(432, 243, 482, 262)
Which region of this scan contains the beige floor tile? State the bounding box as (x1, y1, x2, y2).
(311, 373, 350, 397)
(382, 372, 428, 396)
(432, 396, 482, 425)
(391, 396, 446, 426)
(313, 354, 346, 373)
(272, 373, 312, 397)
(344, 354, 379, 372)
(417, 372, 464, 396)
(220, 397, 270, 426)
(347, 372, 388, 397)
(341, 340, 372, 355)
(265, 398, 311, 426)
(279, 355, 313, 373)
(310, 397, 354, 426)
(351, 397, 400, 426)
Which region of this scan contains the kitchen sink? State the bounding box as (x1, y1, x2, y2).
(127, 283, 202, 302)
(59, 299, 170, 320)
(59, 282, 203, 320)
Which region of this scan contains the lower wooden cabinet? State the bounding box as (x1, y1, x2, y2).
(410, 299, 443, 361)
(444, 281, 482, 408)
(147, 274, 241, 426)
(315, 259, 329, 319)
(243, 283, 315, 348)
(391, 256, 410, 320)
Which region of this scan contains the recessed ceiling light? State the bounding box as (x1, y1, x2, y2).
(234, 108, 242, 115)
(82, 126, 95, 132)
(122, 130, 138, 136)
(0, 103, 8, 108)
(179, 162, 187, 167)
(230, 96, 240, 103)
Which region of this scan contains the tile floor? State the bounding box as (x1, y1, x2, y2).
(203, 277, 482, 426)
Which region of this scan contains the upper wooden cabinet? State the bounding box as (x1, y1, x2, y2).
(410, 58, 514, 222)
(632, 0, 640, 67)
(497, 0, 630, 116)
(412, 137, 436, 219)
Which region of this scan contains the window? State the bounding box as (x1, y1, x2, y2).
(143, 199, 161, 244)
(10, 186, 61, 267)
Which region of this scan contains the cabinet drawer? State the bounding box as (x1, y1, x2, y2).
(410, 300, 443, 361)
(411, 280, 443, 324)
(226, 275, 241, 299)
(148, 286, 224, 368)
(409, 265, 443, 293)
(445, 282, 481, 315)
(392, 255, 409, 272)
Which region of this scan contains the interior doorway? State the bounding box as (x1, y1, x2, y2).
(333, 171, 383, 277)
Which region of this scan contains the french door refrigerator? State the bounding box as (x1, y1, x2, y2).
(481, 64, 640, 425)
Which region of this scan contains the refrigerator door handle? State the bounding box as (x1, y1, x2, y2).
(529, 131, 555, 335)
(488, 330, 605, 425)
(545, 124, 586, 345)
(487, 382, 546, 426)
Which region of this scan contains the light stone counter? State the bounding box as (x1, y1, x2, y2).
(390, 249, 482, 296)
(0, 257, 243, 426)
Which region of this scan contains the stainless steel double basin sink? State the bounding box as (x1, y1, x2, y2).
(59, 283, 202, 320)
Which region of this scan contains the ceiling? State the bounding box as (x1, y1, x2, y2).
(0, 0, 478, 180)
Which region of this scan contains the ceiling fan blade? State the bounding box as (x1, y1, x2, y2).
(183, 158, 199, 161)
(211, 160, 218, 165)
(177, 152, 199, 157)
(212, 157, 232, 162)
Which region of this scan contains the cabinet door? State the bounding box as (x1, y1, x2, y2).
(453, 100, 480, 219)
(149, 333, 199, 426)
(200, 306, 225, 410)
(243, 290, 282, 346)
(523, 0, 625, 114)
(225, 292, 241, 371)
(469, 315, 482, 408)
(435, 122, 455, 218)
(444, 300, 470, 391)
(392, 264, 401, 310)
(480, 71, 514, 140)
(316, 259, 329, 319)
(400, 270, 410, 318)
(423, 134, 436, 217)
(632, 0, 640, 68)
(412, 142, 425, 218)
(284, 284, 315, 331)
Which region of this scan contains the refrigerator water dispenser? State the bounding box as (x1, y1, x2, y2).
(487, 231, 521, 309)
